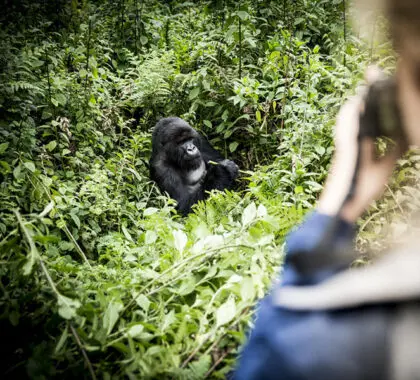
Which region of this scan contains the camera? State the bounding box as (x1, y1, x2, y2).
(359, 77, 407, 147)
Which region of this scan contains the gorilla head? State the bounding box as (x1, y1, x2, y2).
(149, 117, 238, 215)
(152, 118, 203, 170)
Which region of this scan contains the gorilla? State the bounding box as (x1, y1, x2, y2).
(149, 117, 239, 215)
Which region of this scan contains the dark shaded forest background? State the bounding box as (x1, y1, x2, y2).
(1, 0, 419, 378)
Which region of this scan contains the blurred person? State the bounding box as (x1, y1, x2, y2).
(235, 0, 420, 379)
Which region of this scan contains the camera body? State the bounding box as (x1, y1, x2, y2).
(359, 78, 406, 146)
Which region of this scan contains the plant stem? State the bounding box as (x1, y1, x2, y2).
(70, 324, 97, 380)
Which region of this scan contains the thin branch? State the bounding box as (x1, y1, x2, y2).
(70, 324, 97, 380)
(343, 0, 347, 66)
(204, 347, 233, 378)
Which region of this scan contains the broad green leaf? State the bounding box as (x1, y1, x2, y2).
(13, 164, 22, 179)
(257, 204, 267, 218)
(24, 162, 36, 172)
(103, 302, 123, 334)
(173, 230, 187, 254)
(240, 277, 255, 301)
(145, 230, 157, 245)
(0, 161, 11, 174)
(229, 141, 239, 153)
(178, 275, 196, 296)
(242, 202, 257, 226)
(144, 207, 158, 216)
(227, 274, 242, 284)
(0, 142, 9, 154)
(127, 324, 144, 338)
(46, 140, 57, 152)
(56, 94, 67, 106)
(189, 87, 200, 100)
(315, 145, 326, 156)
(135, 294, 151, 312)
(237, 11, 249, 20)
(70, 212, 81, 228)
(161, 309, 176, 332)
(57, 295, 81, 320)
(41, 175, 52, 187)
(294, 186, 303, 194)
(216, 298, 236, 328)
(29, 59, 44, 68)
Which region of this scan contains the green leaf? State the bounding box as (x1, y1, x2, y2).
(41, 175, 53, 187)
(189, 87, 200, 100)
(216, 298, 236, 328)
(240, 277, 255, 301)
(135, 294, 151, 312)
(0, 161, 11, 174)
(140, 36, 148, 45)
(257, 204, 267, 218)
(237, 11, 249, 20)
(144, 207, 158, 216)
(39, 201, 55, 218)
(55, 93, 67, 106)
(24, 162, 36, 173)
(55, 326, 69, 354)
(29, 59, 44, 68)
(127, 324, 144, 338)
(242, 202, 257, 226)
(173, 230, 187, 254)
(57, 295, 81, 320)
(46, 140, 57, 152)
(0, 142, 9, 154)
(160, 309, 176, 332)
(178, 275, 196, 296)
(145, 230, 157, 245)
(255, 110, 262, 122)
(229, 141, 239, 153)
(294, 186, 303, 194)
(70, 212, 80, 228)
(103, 302, 123, 334)
(294, 17, 305, 26)
(203, 120, 212, 128)
(122, 224, 133, 242)
(315, 146, 326, 156)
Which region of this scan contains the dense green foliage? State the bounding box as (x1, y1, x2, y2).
(1, 0, 419, 378)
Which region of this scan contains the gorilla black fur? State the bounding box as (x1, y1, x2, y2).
(149, 117, 239, 215)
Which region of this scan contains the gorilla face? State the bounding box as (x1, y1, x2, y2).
(159, 123, 203, 170)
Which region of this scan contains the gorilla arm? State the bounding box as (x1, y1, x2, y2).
(199, 138, 238, 190)
(204, 159, 239, 191)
